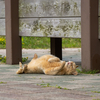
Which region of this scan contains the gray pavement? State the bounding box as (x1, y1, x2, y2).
(0, 48, 100, 100)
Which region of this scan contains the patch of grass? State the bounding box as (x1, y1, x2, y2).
(64, 88, 69, 90)
(0, 55, 28, 63)
(0, 81, 7, 84)
(62, 38, 81, 48)
(55, 85, 62, 89)
(46, 83, 50, 87)
(22, 37, 81, 49)
(42, 81, 44, 83)
(37, 83, 69, 90)
(38, 83, 51, 87)
(0, 36, 6, 49)
(55, 85, 69, 90)
(76, 69, 99, 74)
(0, 36, 81, 49)
(0, 44, 6, 49)
(0, 55, 6, 63)
(40, 84, 46, 86)
(22, 57, 28, 62)
(91, 91, 100, 93)
(93, 99, 100, 100)
(22, 37, 50, 49)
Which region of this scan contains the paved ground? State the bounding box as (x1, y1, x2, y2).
(0, 49, 100, 100)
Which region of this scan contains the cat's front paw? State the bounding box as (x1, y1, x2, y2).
(16, 68, 23, 74)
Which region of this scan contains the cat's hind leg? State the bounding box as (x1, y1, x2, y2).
(48, 57, 60, 63)
(44, 61, 65, 75)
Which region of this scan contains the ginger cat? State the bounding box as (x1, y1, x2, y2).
(16, 54, 78, 75)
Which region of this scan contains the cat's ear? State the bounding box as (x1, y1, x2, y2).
(33, 53, 38, 59)
(73, 71, 78, 75)
(19, 62, 22, 68)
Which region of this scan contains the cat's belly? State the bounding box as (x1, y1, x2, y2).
(27, 65, 44, 74)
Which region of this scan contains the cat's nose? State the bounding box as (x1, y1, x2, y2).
(68, 62, 72, 65)
(68, 61, 72, 64)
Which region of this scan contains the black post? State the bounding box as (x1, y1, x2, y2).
(50, 38, 62, 60)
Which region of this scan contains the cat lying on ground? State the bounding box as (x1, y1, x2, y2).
(16, 54, 78, 75)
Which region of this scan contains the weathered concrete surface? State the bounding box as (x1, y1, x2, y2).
(0, 48, 100, 100)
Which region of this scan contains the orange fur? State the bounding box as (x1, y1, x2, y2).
(16, 54, 78, 75)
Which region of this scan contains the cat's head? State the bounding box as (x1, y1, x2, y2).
(65, 61, 78, 75)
